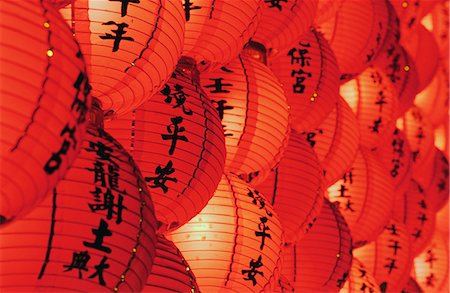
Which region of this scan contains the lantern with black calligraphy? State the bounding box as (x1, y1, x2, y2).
(60, 0, 185, 117)
(327, 148, 394, 247)
(167, 174, 284, 292)
(390, 0, 430, 37)
(252, 0, 318, 56)
(143, 235, 199, 293)
(0, 125, 158, 292)
(255, 131, 324, 243)
(280, 199, 353, 292)
(340, 66, 399, 148)
(268, 28, 340, 131)
(340, 258, 381, 293)
(425, 149, 449, 212)
(413, 230, 449, 292)
(301, 96, 360, 186)
(353, 220, 414, 293)
(199, 51, 290, 186)
(430, 0, 449, 55)
(105, 58, 226, 233)
(401, 277, 424, 293)
(181, 0, 261, 71)
(0, 0, 91, 226)
(319, 0, 389, 80)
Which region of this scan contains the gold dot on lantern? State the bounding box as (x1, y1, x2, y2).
(138, 187, 143, 192)
(402, 1, 408, 8)
(46, 49, 54, 57)
(132, 247, 137, 253)
(43, 22, 50, 28)
(114, 288, 118, 292)
(337, 253, 341, 258)
(310, 91, 318, 102)
(186, 266, 190, 271)
(131, 62, 135, 66)
(121, 274, 125, 280)
(404, 65, 410, 72)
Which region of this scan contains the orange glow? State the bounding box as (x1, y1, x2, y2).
(341, 258, 381, 293)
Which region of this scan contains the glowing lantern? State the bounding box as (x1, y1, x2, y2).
(252, 0, 318, 55)
(425, 149, 449, 212)
(268, 28, 340, 131)
(328, 148, 394, 247)
(143, 235, 199, 293)
(340, 66, 399, 148)
(167, 174, 284, 292)
(280, 199, 353, 292)
(401, 277, 424, 293)
(181, 0, 261, 71)
(255, 131, 324, 243)
(413, 230, 449, 292)
(353, 220, 414, 293)
(434, 122, 449, 154)
(340, 258, 381, 293)
(105, 58, 226, 233)
(319, 0, 389, 80)
(300, 96, 360, 186)
(430, 0, 449, 55)
(199, 52, 290, 186)
(393, 180, 436, 255)
(60, 0, 185, 117)
(0, 125, 158, 292)
(0, 0, 91, 225)
(401, 23, 439, 92)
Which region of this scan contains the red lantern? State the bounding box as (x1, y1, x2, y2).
(353, 220, 414, 292)
(0, 125, 158, 292)
(327, 148, 394, 247)
(401, 277, 424, 293)
(430, 0, 449, 55)
(319, 0, 389, 80)
(425, 149, 449, 212)
(143, 235, 199, 293)
(279, 199, 353, 292)
(389, 0, 431, 36)
(341, 258, 381, 293)
(60, 0, 185, 117)
(340, 66, 399, 148)
(301, 96, 360, 186)
(255, 131, 324, 243)
(105, 58, 226, 233)
(268, 28, 340, 131)
(167, 174, 284, 292)
(0, 0, 91, 225)
(413, 230, 449, 292)
(315, 0, 345, 25)
(181, 0, 261, 71)
(393, 180, 436, 255)
(199, 52, 290, 186)
(253, 0, 318, 56)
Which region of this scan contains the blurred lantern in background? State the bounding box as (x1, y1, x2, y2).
(300, 96, 360, 186)
(353, 220, 414, 293)
(268, 28, 340, 132)
(105, 58, 226, 233)
(144, 235, 199, 292)
(252, 0, 318, 56)
(60, 0, 185, 117)
(279, 199, 353, 292)
(401, 277, 424, 293)
(168, 174, 283, 292)
(340, 258, 381, 293)
(256, 131, 324, 243)
(434, 121, 449, 155)
(200, 50, 290, 186)
(429, 0, 449, 55)
(0, 125, 158, 292)
(389, 0, 429, 36)
(0, 0, 91, 225)
(424, 149, 449, 212)
(319, 0, 389, 80)
(327, 148, 394, 247)
(181, 0, 261, 71)
(340, 66, 399, 148)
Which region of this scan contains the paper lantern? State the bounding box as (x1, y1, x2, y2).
(268, 27, 340, 131)
(340, 258, 381, 293)
(340, 66, 399, 148)
(430, 0, 449, 55)
(199, 53, 290, 186)
(60, 0, 185, 117)
(0, 0, 91, 225)
(390, 0, 430, 36)
(373, 128, 413, 195)
(393, 180, 436, 255)
(280, 199, 353, 292)
(319, 0, 389, 80)
(143, 235, 199, 293)
(401, 23, 439, 92)
(425, 149, 449, 212)
(353, 220, 414, 293)
(0, 125, 158, 292)
(181, 0, 261, 71)
(401, 277, 424, 293)
(168, 174, 284, 292)
(105, 58, 226, 232)
(252, 0, 318, 55)
(255, 131, 324, 243)
(413, 230, 449, 292)
(300, 96, 360, 186)
(327, 148, 394, 247)
(315, 0, 345, 25)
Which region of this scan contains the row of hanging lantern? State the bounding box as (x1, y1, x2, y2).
(0, 0, 448, 292)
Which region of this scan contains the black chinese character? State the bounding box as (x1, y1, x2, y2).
(109, 0, 140, 17)
(384, 257, 398, 273)
(89, 188, 127, 224)
(264, 0, 287, 10)
(145, 160, 178, 193)
(291, 69, 312, 93)
(161, 84, 193, 115)
(63, 251, 90, 278)
(388, 239, 401, 255)
(369, 117, 383, 133)
(287, 43, 311, 66)
(88, 256, 110, 286)
(161, 116, 189, 155)
(183, 0, 201, 21)
(204, 78, 233, 93)
(83, 219, 112, 253)
(255, 216, 272, 250)
(425, 249, 437, 268)
(99, 21, 134, 52)
(212, 99, 234, 120)
(242, 255, 264, 286)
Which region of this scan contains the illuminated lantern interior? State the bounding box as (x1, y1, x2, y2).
(340, 258, 381, 293)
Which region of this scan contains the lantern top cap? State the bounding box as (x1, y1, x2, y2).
(243, 41, 267, 65)
(177, 56, 200, 83)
